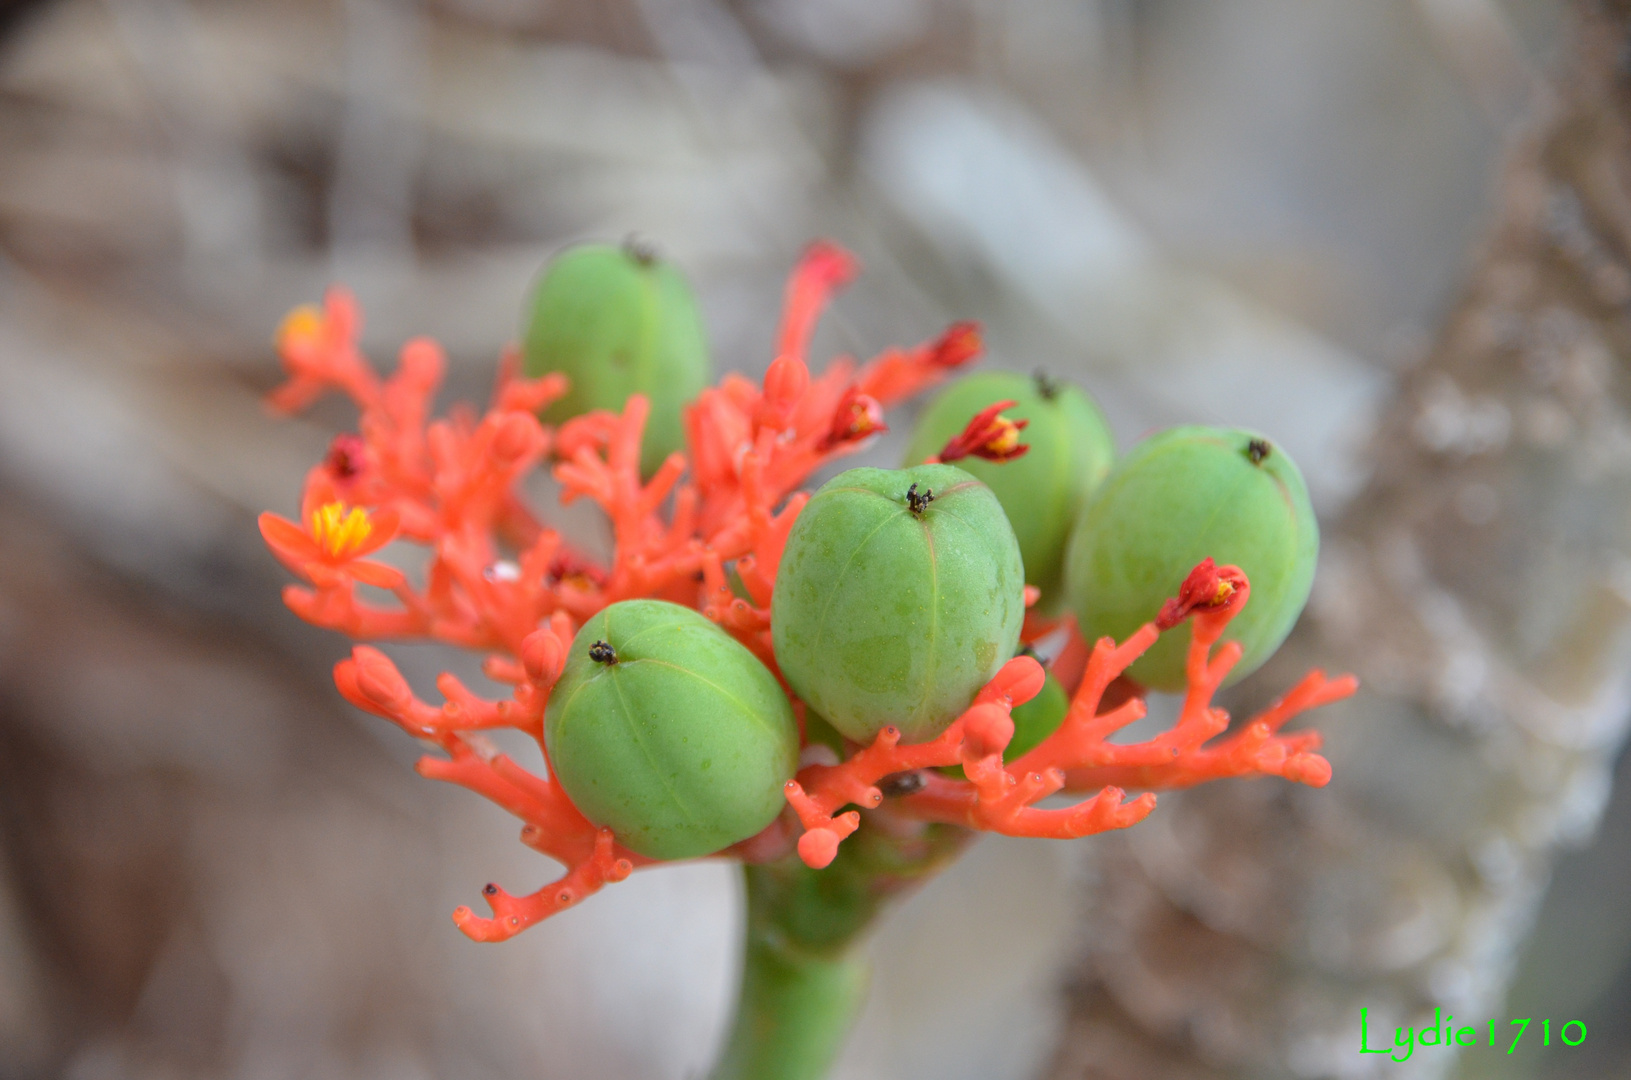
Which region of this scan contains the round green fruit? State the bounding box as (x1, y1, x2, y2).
(903, 371, 1115, 613)
(771, 464, 1026, 744)
(1063, 426, 1318, 692)
(543, 599, 798, 861)
(522, 242, 711, 478)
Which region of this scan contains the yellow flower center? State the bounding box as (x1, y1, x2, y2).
(310, 501, 373, 559)
(987, 417, 1021, 455)
(278, 304, 324, 350)
(846, 402, 878, 436)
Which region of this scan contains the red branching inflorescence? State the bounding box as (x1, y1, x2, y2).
(259, 243, 1357, 941)
(783, 560, 1354, 867)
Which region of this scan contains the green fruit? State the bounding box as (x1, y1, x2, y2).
(1000, 669, 1070, 760)
(903, 371, 1115, 613)
(543, 599, 798, 860)
(1064, 426, 1318, 692)
(801, 711, 848, 758)
(522, 242, 711, 477)
(771, 464, 1026, 744)
(942, 669, 1069, 778)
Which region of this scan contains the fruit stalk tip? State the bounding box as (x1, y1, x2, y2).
(622, 235, 658, 265)
(905, 482, 935, 516)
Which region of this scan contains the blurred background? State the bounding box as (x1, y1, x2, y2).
(1, 0, 1628, 1078)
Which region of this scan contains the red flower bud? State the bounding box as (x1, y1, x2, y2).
(521, 629, 565, 685)
(989, 654, 1046, 706)
(548, 552, 608, 588)
(823, 387, 886, 448)
(353, 646, 412, 710)
(325, 434, 367, 481)
(796, 241, 858, 295)
(492, 412, 538, 462)
(931, 321, 982, 368)
(1155, 558, 1249, 630)
(797, 828, 841, 870)
(763, 355, 810, 409)
(397, 337, 445, 391)
(962, 703, 1016, 758)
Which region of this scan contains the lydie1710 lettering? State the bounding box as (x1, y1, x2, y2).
(1361, 1007, 1586, 1062)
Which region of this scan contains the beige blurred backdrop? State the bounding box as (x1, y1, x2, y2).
(1, 1, 1628, 1079)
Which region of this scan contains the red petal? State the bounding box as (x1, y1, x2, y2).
(259, 512, 320, 564)
(347, 559, 406, 590)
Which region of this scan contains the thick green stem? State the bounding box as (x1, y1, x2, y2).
(709, 820, 970, 1080)
(708, 907, 869, 1080)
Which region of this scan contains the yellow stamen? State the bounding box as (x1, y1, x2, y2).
(278, 304, 324, 349)
(310, 501, 373, 559)
(1211, 580, 1236, 605)
(987, 417, 1021, 455)
(848, 404, 878, 436)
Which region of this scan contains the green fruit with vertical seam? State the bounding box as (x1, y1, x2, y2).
(522, 243, 710, 478)
(543, 599, 798, 861)
(1063, 426, 1318, 692)
(772, 464, 1026, 744)
(903, 371, 1115, 613)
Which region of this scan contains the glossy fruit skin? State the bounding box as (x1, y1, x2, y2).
(1064, 426, 1318, 692)
(543, 600, 798, 861)
(522, 244, 710, 478)
(903, 372, 1115, 613)
(772, 464, 1026, 744)
(942, 670, 1069, 779)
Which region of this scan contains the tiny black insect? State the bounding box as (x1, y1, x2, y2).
(1247, 438, 1272, 465)
(588, 640, 619, 665)
(877, 770, 927, 798)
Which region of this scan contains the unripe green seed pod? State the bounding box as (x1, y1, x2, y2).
(772, 464, 1026, 744)
(903, 371, 1115, 613)
(1064, 426, 1318, 692)
(1004, 669, 1069, 760)
(522, 243, 711, 478)
(801, 710, 848, 758)
(544, 599, 798, 860)
(941, 669, 1069, 779)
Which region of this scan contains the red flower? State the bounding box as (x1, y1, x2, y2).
(930, 321, 982, 368)
(1155, 557, 1248, 629)
(821, 387, 887, 449)
(936, 399, 1030, 464)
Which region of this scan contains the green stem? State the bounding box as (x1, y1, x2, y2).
(709, 820, 970, 1080)
(708, 906, 868, 1080)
